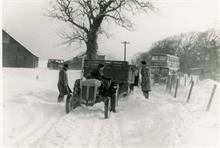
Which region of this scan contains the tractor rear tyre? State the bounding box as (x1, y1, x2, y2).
(66, 94, 72, 114)
(112, 94, 118, 112)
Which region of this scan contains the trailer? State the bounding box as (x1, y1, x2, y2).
(83, 60, 137, 94)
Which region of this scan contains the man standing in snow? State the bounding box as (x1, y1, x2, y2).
(57, 64, 71, 102)
(140, 60, 151, 99)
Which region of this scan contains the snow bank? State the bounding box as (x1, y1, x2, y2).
(3, 68, 80, 148)
(175, 78, 220, 148)
(2, 68, 220, 148)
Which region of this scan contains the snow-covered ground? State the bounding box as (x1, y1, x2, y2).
(2, 68, 220, 148)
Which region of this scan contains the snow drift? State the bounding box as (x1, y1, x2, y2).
(2, 68, 220, 148)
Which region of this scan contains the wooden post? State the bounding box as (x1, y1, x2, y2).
(121, 41, 129, 61)
(174, 78, 179, 98)
(184, 75, 186, 86)
(186, 81, 194, 103)
(169, 75, 173, 93)
(169, 76, 172, 91)
(189, 76, 193, 85)
(206, 84, 217, 111)
(166, 76, 170, 91)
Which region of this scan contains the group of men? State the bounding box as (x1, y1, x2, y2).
(57, 60, 152, 106)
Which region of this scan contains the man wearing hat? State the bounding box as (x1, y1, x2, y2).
(140, 60, 151, 99)
(90, 64, 117, 112)
(90, 63, 110, 81)
(57, 64, 72, 102)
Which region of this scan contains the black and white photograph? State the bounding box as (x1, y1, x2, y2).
(1, 0, 220, 148)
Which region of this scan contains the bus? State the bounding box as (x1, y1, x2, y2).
(150, 54, 180, 83)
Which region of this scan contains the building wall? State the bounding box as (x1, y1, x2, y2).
(2, 31, 38, 68)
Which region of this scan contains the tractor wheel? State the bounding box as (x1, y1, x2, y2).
(66, 94, 72, 114)
(71, 95, 80, 109)
(104, 97, 111, 119)
(119, 83, 130, 96)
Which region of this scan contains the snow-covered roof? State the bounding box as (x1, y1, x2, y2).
(2, 29, 39, 58)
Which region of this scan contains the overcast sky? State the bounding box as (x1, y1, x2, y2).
(2, 0, 220, 61)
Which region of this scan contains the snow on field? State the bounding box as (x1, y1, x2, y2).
(2, 68, 220, 148)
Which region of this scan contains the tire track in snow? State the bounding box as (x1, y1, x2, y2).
(96, 118, 113, 148)
(10, 99, 65, 148)
(111, 114, 123, 148)
(87, 113, 123, 148)
(87, 117, 105, 148)
(26, 106, 65, 148)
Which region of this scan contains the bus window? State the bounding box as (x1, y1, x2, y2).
(159, 56, 167, 61)
(152, 56, 159, 61)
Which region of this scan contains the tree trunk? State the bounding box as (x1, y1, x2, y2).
(86, 31, 98, 60)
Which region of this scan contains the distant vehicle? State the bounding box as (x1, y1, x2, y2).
(47, 59, 64, 70)
(150, 54, 180, 83)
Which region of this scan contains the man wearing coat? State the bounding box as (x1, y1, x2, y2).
(57, 64, 71, 102)
(90, 64, 117, 112)
(140, 60, 151, 99)
(90, 63, 110, 81)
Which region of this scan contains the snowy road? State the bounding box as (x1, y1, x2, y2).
(3, 68, 220, 148)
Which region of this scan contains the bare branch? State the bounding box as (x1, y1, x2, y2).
(48, 0, 155, 59)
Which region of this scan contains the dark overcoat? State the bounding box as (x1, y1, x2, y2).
(90, 68, 104, 81)
(90, 68, 110, 81)
(141, 66, 151, 91)
(57, 68, 69, 95)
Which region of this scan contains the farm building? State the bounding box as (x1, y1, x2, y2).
(2, 30, 39, 68)
(65, 53, 105, 70)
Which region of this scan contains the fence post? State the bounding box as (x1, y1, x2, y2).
(184, 75, 186, 86)
(186, 81, 194, 103)
(206, 84, 217, 111)
(169, 76, 173, 93)
(174, 78, 179, 98)
(189, 76, 193, 85)
(197, 76, 199, 84)
(166, 76, 170, 91)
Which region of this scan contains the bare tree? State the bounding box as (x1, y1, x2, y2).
(49, 0, 155, 59)
(135, 28, 220, 77)
(177, 32, 199, 72)
(195, 29, 220, 74)
(150, 35, 182, 55)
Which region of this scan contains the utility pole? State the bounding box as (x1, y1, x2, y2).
(121, 41, 129, 61)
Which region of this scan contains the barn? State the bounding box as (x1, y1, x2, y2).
(2, 30, 39, 68)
